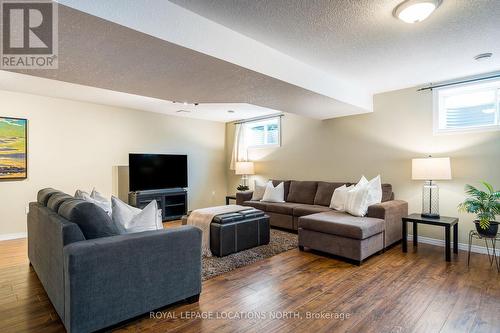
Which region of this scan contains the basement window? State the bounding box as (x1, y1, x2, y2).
(434, 79, 500, 134)
(245, 117, 281, 148)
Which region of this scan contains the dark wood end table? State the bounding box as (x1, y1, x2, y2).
(225, 195, 236, 205)
(402, 213, 459, 262)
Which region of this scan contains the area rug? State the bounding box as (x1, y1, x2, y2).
(202, 229, 298, 280)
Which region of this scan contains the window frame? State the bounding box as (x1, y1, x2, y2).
(244, 116, 282, 149)
(433, 79, 500, 135)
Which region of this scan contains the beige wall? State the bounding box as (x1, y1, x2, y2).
(0, 90, 227, 236)
(226, 87, 500, 245)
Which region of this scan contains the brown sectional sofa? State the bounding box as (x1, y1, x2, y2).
(236, 180, 408, 264)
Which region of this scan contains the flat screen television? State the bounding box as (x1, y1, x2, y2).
(129, 154, 188, 191)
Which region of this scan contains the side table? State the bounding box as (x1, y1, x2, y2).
(402, 213, 459, 262)
(225, 195, 236, 205)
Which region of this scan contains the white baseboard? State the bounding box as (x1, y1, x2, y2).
(0, 232, 27, 241)
(408, 233, 500, 256)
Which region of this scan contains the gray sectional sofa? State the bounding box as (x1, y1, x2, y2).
(28, 188, 202, 333)
(237, 180, 408, 264)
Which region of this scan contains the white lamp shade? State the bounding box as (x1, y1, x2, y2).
(235, 161, 255, 175)
(412, 157, 451, 180)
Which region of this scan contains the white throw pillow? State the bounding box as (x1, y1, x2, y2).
(157, 209, 163, 229)
(74, 189, 89, 199)
(329, 184, 354, 211)
(345, 176, 369, 217)
(111, 196, 163, 234)
(261, 182, 285, 203)
(90, 188, 112, 216)
(251, 180, 269, 201)
(366, 175, 383, 207)
(75, 189, 112, 216)
(345, 176, 382, 217)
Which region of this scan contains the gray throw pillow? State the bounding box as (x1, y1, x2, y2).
(59, 199, 119, 239)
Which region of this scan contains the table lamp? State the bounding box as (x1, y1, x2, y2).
(412, 156, 451, 219)
(235, 161, 255, 187)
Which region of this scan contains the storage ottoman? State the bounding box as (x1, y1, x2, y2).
(183, 208, 270, 257)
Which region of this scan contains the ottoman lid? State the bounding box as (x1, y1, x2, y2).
(213, 212, 245, 224)
(239, 208, 265, 219)
(213, 208, 265, 225)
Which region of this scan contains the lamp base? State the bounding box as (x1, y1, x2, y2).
(421, 213, 440, 219)
(421, 180, 440, 219)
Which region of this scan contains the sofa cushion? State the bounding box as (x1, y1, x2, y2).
(298, 211, 384, 240)
(382, 184, 393, 202)
(287, 181, 318, 205)
(243, 200, 267, 211)
(314, 182, 346, 206)
(47, 193, 73, 212)
(266, 202, 302, 215)
(59, 199, 119, 239)
(272, 180, 291, 201)
(293, 204, 332, 217)
(37, 188, 61, 206)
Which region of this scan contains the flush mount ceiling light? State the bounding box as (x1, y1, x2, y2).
(172, 101, 199, 106)
(394, 0, 442, 23)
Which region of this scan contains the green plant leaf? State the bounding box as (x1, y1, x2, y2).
(460, 182, 499, 226)
(481, 181, 494, 194)
(479, 218, 490, 230)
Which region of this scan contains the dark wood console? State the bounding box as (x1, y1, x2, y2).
(129, 188, 187, 221)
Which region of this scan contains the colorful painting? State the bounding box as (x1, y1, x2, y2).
(0, 117, 27, 180)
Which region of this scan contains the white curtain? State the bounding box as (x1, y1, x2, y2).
(230, 123, 248, 170)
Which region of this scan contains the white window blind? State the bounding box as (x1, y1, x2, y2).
(244, 117, 281, 148)
(434, 79, 500, 133)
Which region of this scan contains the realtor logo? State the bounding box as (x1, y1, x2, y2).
(1, 0, 58, 69)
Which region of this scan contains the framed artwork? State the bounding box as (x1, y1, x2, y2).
(0, 117, 27, 180)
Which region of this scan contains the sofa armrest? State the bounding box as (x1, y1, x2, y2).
(63, 226, 202, 333)
(236, 191, 253, 205)
(367, 200, 408, 247)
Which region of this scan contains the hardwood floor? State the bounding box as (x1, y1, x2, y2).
(0, 230, 499, 333)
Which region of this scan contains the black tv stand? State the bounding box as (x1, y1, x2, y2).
(128, 188, 187, 222)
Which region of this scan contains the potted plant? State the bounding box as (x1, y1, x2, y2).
(237, 184, 250, 192)
(458, 181, 500, 237)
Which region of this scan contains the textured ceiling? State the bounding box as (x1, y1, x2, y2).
(6, 5, 366, 120)
(171, 0, 500, 93)
(55, 0, 373, 115)
(0, 71, 281, 122)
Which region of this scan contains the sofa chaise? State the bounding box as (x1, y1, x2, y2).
(27, 188, 202, 333)
(237, 180, 408, 264)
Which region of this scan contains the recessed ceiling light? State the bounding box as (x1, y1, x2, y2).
(394, 0, 442, 24)
(474, 53, 493, 61)
(227, 110, 235, 113)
